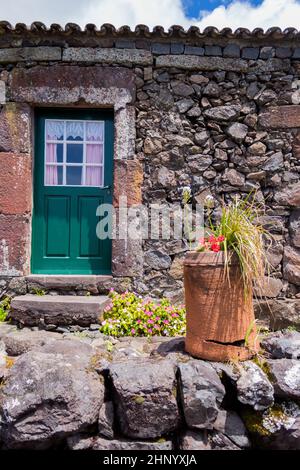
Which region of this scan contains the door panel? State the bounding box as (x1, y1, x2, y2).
(78, 196, 103, 258)
(31, 109, 113, 275)
(45, 196, 70, 257)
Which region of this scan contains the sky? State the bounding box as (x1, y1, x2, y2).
(1, 0, 300, 30)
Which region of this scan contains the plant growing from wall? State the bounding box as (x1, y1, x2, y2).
(100, 290, 186, 337)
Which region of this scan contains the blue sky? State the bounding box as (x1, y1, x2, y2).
(183, 0, 263, 18)
(1, 0, 300, 30)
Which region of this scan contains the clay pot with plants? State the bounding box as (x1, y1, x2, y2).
(183, 194, 271, 362)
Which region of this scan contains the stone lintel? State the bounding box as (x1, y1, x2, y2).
(9, 65, 136, 104)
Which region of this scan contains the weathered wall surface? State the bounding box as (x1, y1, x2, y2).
(0, 23, 300, 326)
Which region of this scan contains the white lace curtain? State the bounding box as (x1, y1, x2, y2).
(46, 120, 103, 141)
(46, 121, 64, 140)
(86, 122, 103, 141)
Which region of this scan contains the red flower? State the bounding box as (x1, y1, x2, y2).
(217, 235, 225, 242)
(208, 235, 216, 243)
(211, 243, 221, 252)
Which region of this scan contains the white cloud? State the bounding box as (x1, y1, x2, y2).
(1, 0, 300, 30)
(196, 0, 300, 30)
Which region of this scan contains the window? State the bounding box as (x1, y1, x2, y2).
(44, 119, 104, 187)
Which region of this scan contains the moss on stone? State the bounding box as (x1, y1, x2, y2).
(243, 403, 291, 437)
(133, 395, 145, 404)
(252, 355, 273, 382)
(242, 409, 271, 437)
(5, 356, 15, 369)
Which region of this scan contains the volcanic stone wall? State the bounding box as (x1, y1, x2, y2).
(0, 23, 300, 327)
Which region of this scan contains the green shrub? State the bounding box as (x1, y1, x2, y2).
(100, 290, 186, 337)
(0, 297, 10, 322)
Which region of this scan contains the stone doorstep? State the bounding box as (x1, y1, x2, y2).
(10, 294, 110, 327)
(26, 275, 112, 293)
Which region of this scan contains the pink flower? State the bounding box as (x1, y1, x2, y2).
(131, 328, 135, 334)
(147, 328, 153, 334)
(171, 313, 179, 318)
(154, 324, 160, 330)
(163, 319, 170, 324)
(145, 310, 152, 316)
(136, 319, 141, 324)
(147, 319, 154, 324)
(155, 316, 161, 321)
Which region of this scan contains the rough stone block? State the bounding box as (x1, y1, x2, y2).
(10, 65, 136, 104)
(0, 80, 5, 104)
(0, 103, 31, 153)
(293, 48, 300, 59)
(0, 152, 31, 215)
(114, 105, 136, 161)
(260, 47, 275, 59)
(26, 274, 111, 294)
(112, 237, 143, 278)
(254, 299, 300, 330)
(178, 360, 225, 429)
(184, 46, 204, 56)
(223, 44, 240, 58)
(62, 47, 153, 66)
(259, 106, 300, 129)
(283, 246, 300, 286)
(251, 58, 290, 72)
(242, 47, 260, 59)
(113, 159, 143, 207)
(152, 43, 170, 55)
(156, 55, 248, 71)
(276, 47, 292, 58)
(1, 330, 61, 356)
(115, 39, 135, 49)
(253, 276, 283, 298)
(0, 214, 30, 276)
(10, 294, 110, 326)
(0, 340, 104, 448)
(273, 182, 300, 207)
(171, 43, 184, 54)
(205, 46, 222, 56)
(0, 47, 61, 63)
(109, 358, 179, 438)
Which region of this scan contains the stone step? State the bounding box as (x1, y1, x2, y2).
(26, 275, 113, 295)
(10, 294, 110, 327)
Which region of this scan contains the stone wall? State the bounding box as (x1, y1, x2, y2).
(0, 23, 300, 327)
(1, 327, 300, 450)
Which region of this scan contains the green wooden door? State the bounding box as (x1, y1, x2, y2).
(31, 109, 113, 275)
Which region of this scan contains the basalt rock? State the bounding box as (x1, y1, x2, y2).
(109, 358, 179, 439)
(0, 339, 104, 448)
(178, 360, 225, 430)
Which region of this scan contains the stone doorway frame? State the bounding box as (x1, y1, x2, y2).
(0, 65, 143, 278)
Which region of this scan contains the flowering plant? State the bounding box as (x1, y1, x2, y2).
(197, 235, 225, 253)
(99, 290, 186, 337)
(190, 192, 272, 295)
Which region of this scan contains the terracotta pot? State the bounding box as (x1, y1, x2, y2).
(184, 251, 259, 362)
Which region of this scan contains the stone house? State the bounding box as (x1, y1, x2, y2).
(0, 22, 299, 327)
